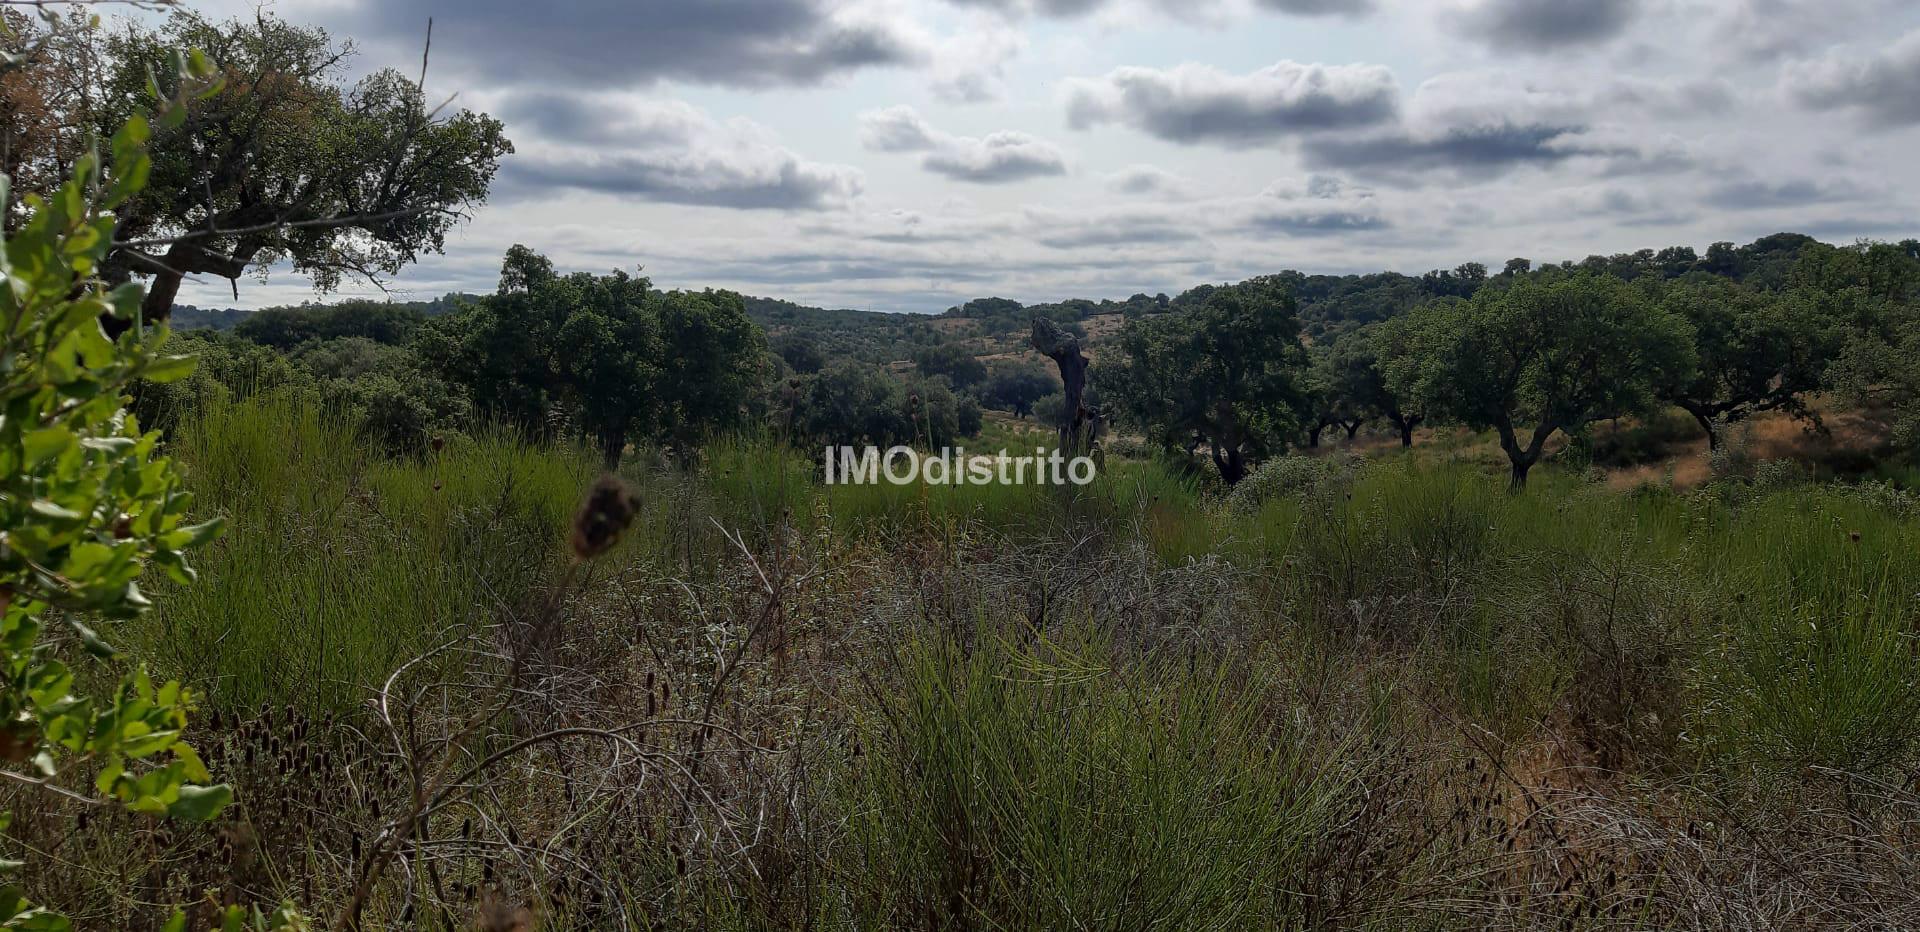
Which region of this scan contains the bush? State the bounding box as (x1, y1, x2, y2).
(1225, 453, 1360, 513)
(979, 361, 1055, 417)
(787, 363, 982, 449)
(1, 98, 307, 929)
(840, 632, 1344, 928)
(1569, 408, 1700, 468)
(129, 332, 307, 433)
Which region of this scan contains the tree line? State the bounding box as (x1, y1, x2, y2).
(1094, 239, 1920, 488)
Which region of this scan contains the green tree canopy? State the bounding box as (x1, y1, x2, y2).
(1303, 344, 1371, 448)
(421, 246, 764, 467)
(47, 11, 513, 324)
(1353, 318, 1426, 447)
(786, 363, 981, 449)
(981, 360, 1057, 418)
(1095, 278, 1311, 484)
(1389, 273, 1695, 488)
(913, 342, 988, 390)
(233, 299, 429, 349)
(1655, 279, 1847, 448)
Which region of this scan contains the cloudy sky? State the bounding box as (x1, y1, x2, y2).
(170, 0, 1920, 312)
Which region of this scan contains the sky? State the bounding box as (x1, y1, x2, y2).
(167, 0, 1920, 312)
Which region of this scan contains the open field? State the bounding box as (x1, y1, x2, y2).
(12, 392, 1920, 929)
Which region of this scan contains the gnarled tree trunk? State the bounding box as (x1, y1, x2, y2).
(1032, 318, 1098, 454)
(1496, 417, 1556, 491)
(1389, 411, 1423, 447)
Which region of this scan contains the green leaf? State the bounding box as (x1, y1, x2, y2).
(28, 500, 82, 522)
(95, 761, 124, 796)
(165, 518, 226, 550)
(66, 617, 119, 659)
(107, 283, 143, 321)
(22, 427, 75, 468)
(156, 99, 188, 132)
(168, 783, 233, 822)
(141, 355, 198, 384)
(112, 113, 151, 155)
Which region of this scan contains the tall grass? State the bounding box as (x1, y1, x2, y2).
(132, 392, 594, 710)
(64, 392, 1920, 928)
(144, 394, 1920, 778)
(839, 629, 1347, 929)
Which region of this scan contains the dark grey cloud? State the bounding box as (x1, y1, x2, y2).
(1295, 70, 1696, 186)
(1065, 61, 1400, 147)
(860, 107, 1069, 184)
(1784, 30, 1920, 125)
(1446, 0, 1641, 52)
(944, 0, 1373, 19)
(1302, 123, 1587, 181)
(1034, 225, 1200, 249)
(494, 92, 862, 210)
(1247, 210, 1390, 235)
(504, 155, 861, 210)
(1024, 208, 1202, 248)
(343, 0, 919, 88)
(1245, 176, 1390, 235)
(1255, 0, 1374, 17)
(495, 92, 701, 147)
(1702, 178, 1870, 211)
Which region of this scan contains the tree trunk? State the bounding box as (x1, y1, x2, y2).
(1399, 421, 1415, 447)
(1687, 408, 1720, 451)
(1495, 417, 1553, 493)
(1509, 456, 1535, 490)
(600, 425, 628, 471)
(1210, 441, 1248, 485)
(105, 240, 249, 339)
(1343, 421, 1361, 441)
(1308, 424, 1325, 448)
(1032, 318, 1095, 454)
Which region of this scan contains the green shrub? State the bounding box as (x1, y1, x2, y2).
(839, 631, 1346, 928)
(1, 90, 307, 927)
(1225, 452, 1360, 513)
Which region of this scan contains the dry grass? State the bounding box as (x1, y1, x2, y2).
(10, 396, 1920, 930)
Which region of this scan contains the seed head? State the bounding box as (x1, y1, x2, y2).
(571, 474, 642, 560)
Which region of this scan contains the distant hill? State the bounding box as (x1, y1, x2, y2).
(933, 232, 1916, 345)
(742, 296, 941, 366)
(171, 232, 1915, 372)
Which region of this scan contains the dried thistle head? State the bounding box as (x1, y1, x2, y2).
(473, 890, 535, 932)
(570, 474, 641, 561)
